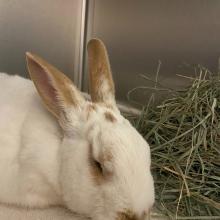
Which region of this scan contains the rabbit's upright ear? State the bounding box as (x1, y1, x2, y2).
(26, 52, 85, 119)
(87, 39, 117, 110)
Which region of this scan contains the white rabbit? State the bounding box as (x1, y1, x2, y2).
(0, 39, 154, 220)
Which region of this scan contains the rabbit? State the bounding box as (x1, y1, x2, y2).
(0, 39, 155, 220)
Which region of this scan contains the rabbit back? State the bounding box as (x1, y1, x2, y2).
(0, 73, 62, 207)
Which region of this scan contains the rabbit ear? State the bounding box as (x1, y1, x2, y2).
(26, 52, 85, 119)
(87, 39, 117, 109)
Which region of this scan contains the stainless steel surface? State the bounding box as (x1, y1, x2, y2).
(76, 0, 87, 88)
(0, 0, 84, 86)
(84, 0, 220, 105)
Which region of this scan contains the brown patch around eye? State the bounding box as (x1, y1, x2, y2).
(117, 210, 138, 220)
(104, 111, 116, 123)
(88, 145, 104, 184)
(104, 150, 113, 162)
(88, 144, 113, 184)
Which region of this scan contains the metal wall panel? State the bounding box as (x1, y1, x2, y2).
(0, 0, 85, 85)
(84, 0, 220, 105)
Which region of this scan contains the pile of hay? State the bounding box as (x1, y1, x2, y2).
(132, 66, 220, 219)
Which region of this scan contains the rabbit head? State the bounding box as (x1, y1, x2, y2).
(26, 39, 155, 220)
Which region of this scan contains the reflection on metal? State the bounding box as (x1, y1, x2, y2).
(0, 0, 84, 86)
(83, 0, 220, 105)
(75, 0, 88, 89)
(2, 0, 220, 107)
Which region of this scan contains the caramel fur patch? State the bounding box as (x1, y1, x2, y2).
(89, 144, 113, 184)
(26, 52, 83, 118)
(87, 39, 115, 106)
(88, 144, 104, 185)
(104, 111, 117, 123)
(103, 150, 113, 162)
(117, 210, 149, 220)
(117, 210, 138, 220)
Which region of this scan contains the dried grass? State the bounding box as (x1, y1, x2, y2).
(130, 65, 220, 219)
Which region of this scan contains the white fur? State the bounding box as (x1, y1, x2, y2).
(0, 72, 154, 219)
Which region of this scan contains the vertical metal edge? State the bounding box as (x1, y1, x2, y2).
(75, 0, 87, 90)
(78, 0, 141, 113)
(81, 0, 95, 92)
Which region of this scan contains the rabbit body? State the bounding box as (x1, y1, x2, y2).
(0, 73, 62, 207)
(0, 39, 155, 220)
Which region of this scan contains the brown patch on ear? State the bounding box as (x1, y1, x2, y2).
(87, 39, 116, 107)
(26, 52, 84, 118)
(117, 210, 138, 220)
(104, 111, 117, 123)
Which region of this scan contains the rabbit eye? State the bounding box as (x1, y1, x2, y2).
(94, 159, 103, 173)
(89, 144, 105, 182)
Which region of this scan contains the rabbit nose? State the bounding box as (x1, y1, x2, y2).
(116, 212, 137, 220)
